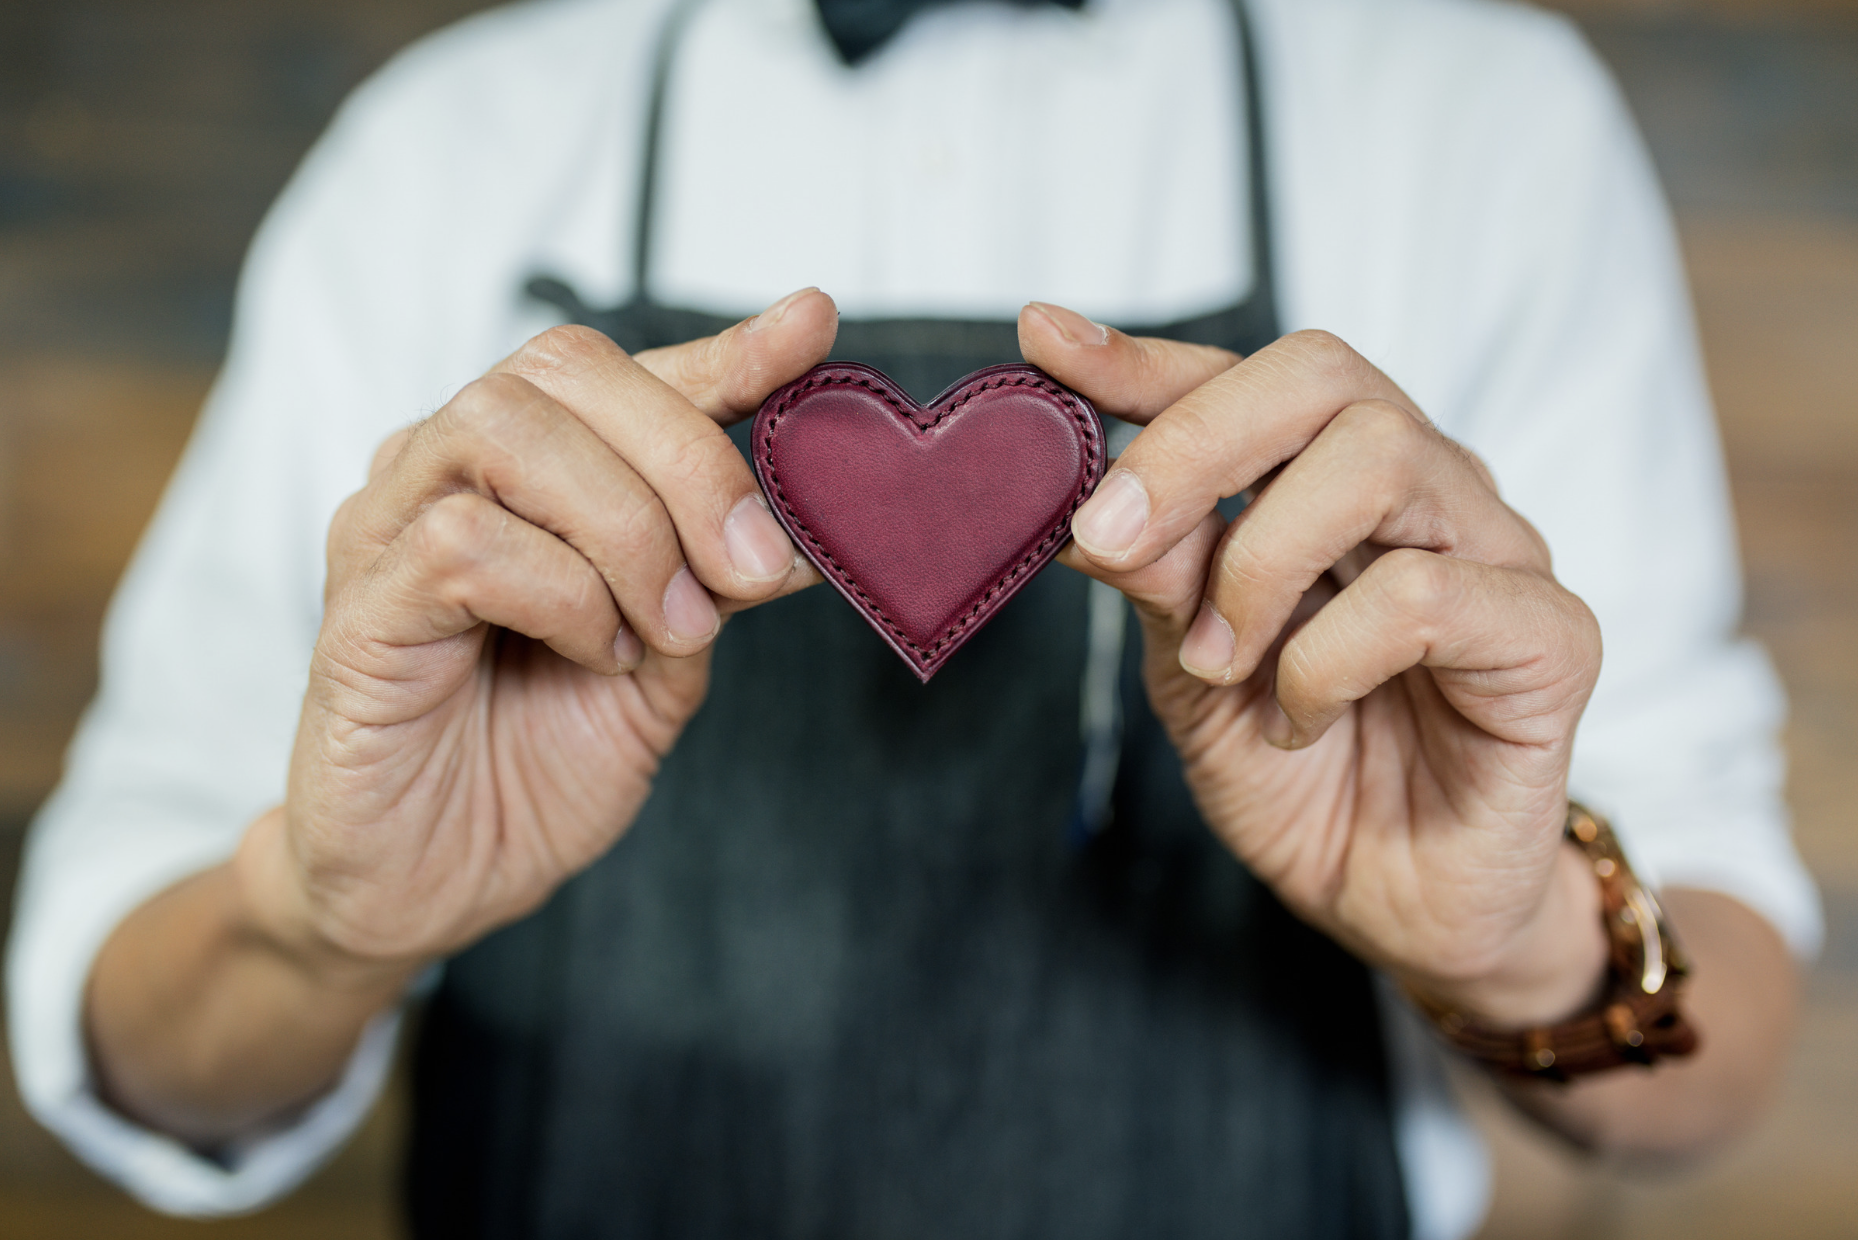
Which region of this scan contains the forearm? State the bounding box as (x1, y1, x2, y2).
(1495, 888, 1799, 1160)
(84, 807, 418, 1149)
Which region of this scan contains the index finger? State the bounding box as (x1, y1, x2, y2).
(494, 322, 809, 603)
(1056, 328, 1419, 571)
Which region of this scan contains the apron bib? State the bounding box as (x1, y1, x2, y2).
(408, 4, 1409, 1236)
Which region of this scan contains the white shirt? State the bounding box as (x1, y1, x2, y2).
(5, 0, 1823, 1235)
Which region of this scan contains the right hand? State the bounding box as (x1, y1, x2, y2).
(234, 289, 837, 976)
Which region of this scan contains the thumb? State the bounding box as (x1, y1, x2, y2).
(1019, 301, 1240, 424)
(634, 287, 840, 424)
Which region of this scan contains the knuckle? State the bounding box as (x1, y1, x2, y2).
(577, 474, 676, 590)
(409, 492, 501, 575)
(442, 373, 539, 443)
(1214, 525, 1286, 600)
(1327, 402, 1425, 508)
(1283, 327, 1354, 369)
(1559, 585, 1604, 661)
(1150, 399, 1228, 468)
(1285, 327, 1346, 354)
(1277, 329, 1377, 392)
(1333, 398, 1420, 454)
(604, 488, 675, 568)
(663, 420, 742, 492)
(1373, 547, 1455, 619)
(519, 323, 624, 371)
(435, 376, 567, 483)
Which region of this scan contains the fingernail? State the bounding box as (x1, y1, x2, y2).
(746, 286, 817, 333)
(1072, 470, 1149, 558)
(613, 621, 645, 670)
(1179, 601, 1235, 680)
(724, 494, 793, 583)
(1027, 301, 1109, 347)
(662, 566, 720, 643)
(1261, 697, 1295, 749)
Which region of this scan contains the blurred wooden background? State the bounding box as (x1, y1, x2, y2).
(1, 0, 1854, 1235)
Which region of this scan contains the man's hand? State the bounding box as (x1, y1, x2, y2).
(87, 290, 835, 1142)
(1024, 303, 1804, 1162)
(1021, 303, 1609, 1027)
(247, 289, 838, 969)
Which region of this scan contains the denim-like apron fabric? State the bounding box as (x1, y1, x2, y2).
(406, 4, 1410, 1236)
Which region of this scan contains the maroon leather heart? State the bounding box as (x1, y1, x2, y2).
(752, 362, 1105, 682)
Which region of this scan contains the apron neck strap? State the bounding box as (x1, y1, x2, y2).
(631, 0, 702, 308)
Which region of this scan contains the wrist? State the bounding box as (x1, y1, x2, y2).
(1404, 841, 1610, 1029)
(229, 807, 425, 999)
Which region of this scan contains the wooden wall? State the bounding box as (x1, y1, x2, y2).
(0, 2, 1853, 1237)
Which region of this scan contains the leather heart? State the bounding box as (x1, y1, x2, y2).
(752, 362, 1105, 682)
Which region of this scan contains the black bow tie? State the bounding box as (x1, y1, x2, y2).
(815, 0, 1087, 65)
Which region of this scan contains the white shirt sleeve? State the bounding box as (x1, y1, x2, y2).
(1, 39, 464, 1217)
(1, 341, 404, 1211)
(1422, 18, 1823, 960)
(3, 0, 659, 1208)
(1384, 20, 1822, 1235)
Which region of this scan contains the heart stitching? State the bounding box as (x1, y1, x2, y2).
(753, 363, 1104, 681)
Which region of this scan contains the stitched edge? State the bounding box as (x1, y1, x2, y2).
(760, 369, 1104, 665)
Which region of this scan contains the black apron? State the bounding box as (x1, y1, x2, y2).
(407, 3, 1410, 1236)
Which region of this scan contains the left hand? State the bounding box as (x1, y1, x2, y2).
(1021, 304, 1609, 1025)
